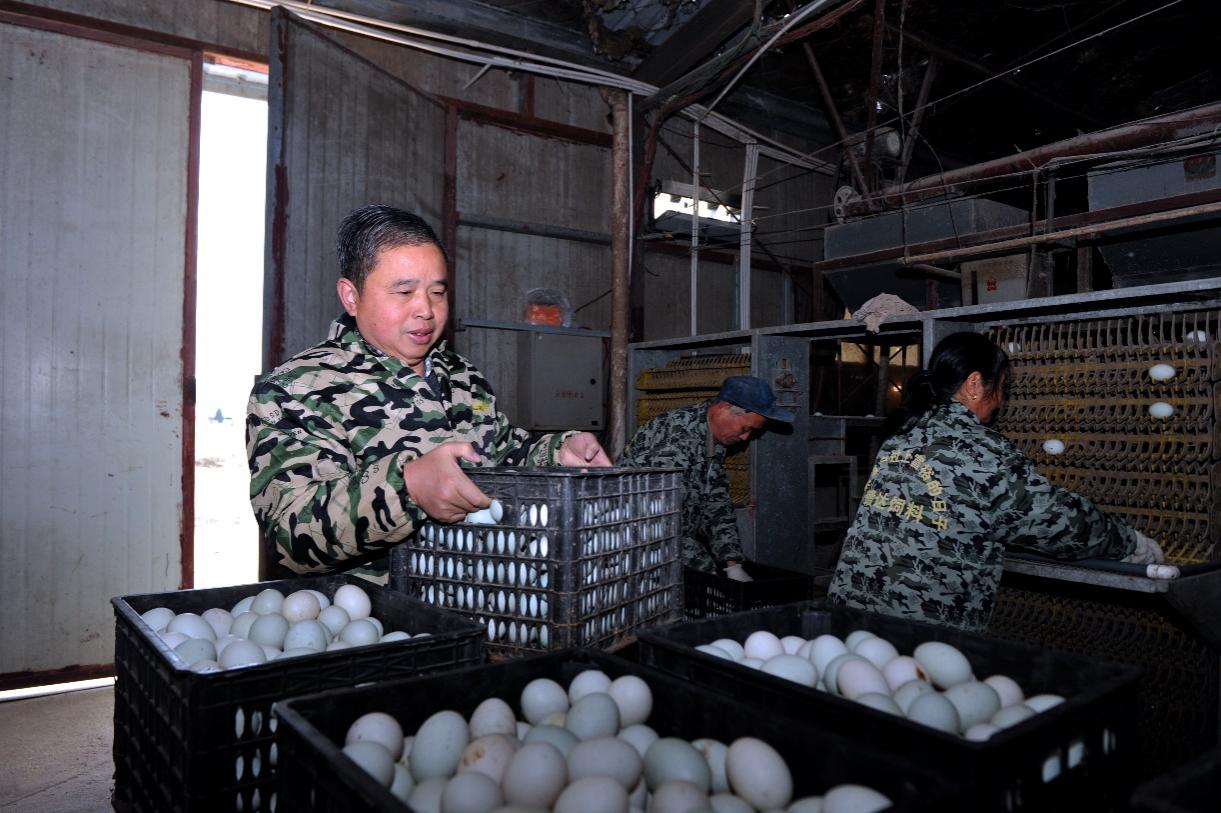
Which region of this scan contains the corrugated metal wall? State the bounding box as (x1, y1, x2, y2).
(0, 21, 190, 675)
(265, 11, 447, 366)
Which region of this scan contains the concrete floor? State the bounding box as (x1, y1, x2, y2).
(0, 686, 114, 812)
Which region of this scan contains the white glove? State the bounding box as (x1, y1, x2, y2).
(1123, 531, 1165, 565)
(724, 563, 753, 582)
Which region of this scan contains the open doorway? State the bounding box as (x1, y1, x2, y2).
(193, 58, 267, 588)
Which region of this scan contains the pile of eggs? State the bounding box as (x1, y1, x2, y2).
(696, 629, 1064, 741)
(140, 584, 429, 672)
(339, 668, 893, 813)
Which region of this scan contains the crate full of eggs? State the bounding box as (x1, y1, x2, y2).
(388, 467, 683, 656)
(636, 600, 1142, 812)
(111, 575, 484, 813)
(272, 649, 958, 812)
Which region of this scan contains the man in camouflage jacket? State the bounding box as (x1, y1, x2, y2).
(619, 376, 793, 576)
(828, 399, 1139, 632)
(247, 205, 610, 576)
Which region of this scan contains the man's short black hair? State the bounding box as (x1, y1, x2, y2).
(336, 204, 449, 290)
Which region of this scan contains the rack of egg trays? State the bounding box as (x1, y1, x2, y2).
(636, 600, 1142, 813)
(390, 467, 684, 657)
(111, 575, 484, 813)
(271, 648, 957, 813)
(988, 310, 1221, 564)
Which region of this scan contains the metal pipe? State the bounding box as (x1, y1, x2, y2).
(691, 121, 701, 337)
(901, 200, 1221, 266)
(739, 142, 760, 330)
(861, 0, 888, 189)
(895, 55, 938, 191)
(798, 40, 869, 196)
(869, 100, 1221, 209)
(610, 91, 631, 458)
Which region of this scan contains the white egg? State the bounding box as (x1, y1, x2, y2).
(906, 691, 960, 734)
(408, 778, 448, 813)
(1025, 694, 1065, 713)
(214, 635, 242, 656)
(1042, 439, 1065, 455)
(347, 711, 405, 760)
(389, 764, 415, 802)
(742, 630, 785, 661)
(608, 675, 654, 727)
(283, 619, 329, 651)
(317, 605, 351, 637)
(159, 631, 189, 649)
(326, 640, 353, 652)
(913, 641, 973, 688)
(189, 660, 222, 674)
(201, 608, 233, 638)
(855, 692, 902, 716)
(779, 635, 807, 655)
(881, 656, 927, 691)
(140, 607, 175, 633)
(565, 693, 620, 740)
(1148, 401, 1175, 419)
(650, 779, 708, 813)
(891, 679, 935, 714)
(230, 595, 256, 616)
(761, 654, 818, 688)
(230, 611, 259, 639)
(1149, 363, 1176, 381)
(822, 784, 890, 813)
(707, 638, 744, 661)
(502, 742, 568, 808)
(725, 737, 792, 810)
(380, 631, 411, 643)
(991, 703, 1037, 729)
(844, 630, 877, 651)
(343, 741, 396, 787)
(836, 659, 889, 700)
(440, 769, 503, 812)
(174, 637, 217, 667)
(412, 710, 471, 780)
(821, 653, 867, 696)
(281, 590, 322, 623)
(525, 724, 580, 756)
(168, 613, 216, 641)
(218, 639, 267, 669)
(250, 588, 285, 615)
(569, 670, 613, 703)
(944, 681, 1002, 732)
(643, 738, 711, 792)
(469, 697, 517, 738)
(553, 776, 628, 813)
(521, 678, 569, 724)
(808, 635, 849, 674)
(690, 739, 730, 794)
(964, 723, 1000, 742)
(617, 724, 659, 758)
(983, 674, 1024, 708)
(333, 584, 372, 620)
(458, 734, 519, 785)
(739, 657, 764, 669)
(853, 637, 899, 669)
(305, 588, 331, 610)
(339, 619, 380, 647)
(696, 644, 735, 660)
(568, 736, 643, 789)
(278, 648, 317, 659)
(248, 613, 289, 649)
(707, 793, 754, 813)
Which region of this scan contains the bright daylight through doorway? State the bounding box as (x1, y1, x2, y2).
(193, 61, 267, 588)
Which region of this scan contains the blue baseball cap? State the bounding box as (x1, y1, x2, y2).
(717, 376, 795, 423)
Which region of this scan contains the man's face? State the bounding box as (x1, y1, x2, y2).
(709, 403, 768, 447)
(336, 243, 449, 374)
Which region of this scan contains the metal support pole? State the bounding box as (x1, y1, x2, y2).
(690, 120, 701, 336)
(739, 141, 759, 330)
(609, 91, 631, 458)
(861, 0, 888, 190)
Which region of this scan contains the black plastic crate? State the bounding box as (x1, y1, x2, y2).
(636, 600, 1142, 812)
(683, 561, 813, 619)
(1130, 746, 1221, 813)
(389, 467, 683, 656)
(272, 649, 959, 812)
(111, 575, 484, 813)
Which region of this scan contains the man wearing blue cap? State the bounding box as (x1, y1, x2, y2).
(619, 375, 794, 580)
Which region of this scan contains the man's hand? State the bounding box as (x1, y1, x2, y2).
(557, 432, 612, 467)
(724, 562, 753, 582)
(402, 443, 491, 522)
(1123, 531, 1166, 565)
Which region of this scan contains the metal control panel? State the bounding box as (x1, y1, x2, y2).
(517, 331, 605, 431)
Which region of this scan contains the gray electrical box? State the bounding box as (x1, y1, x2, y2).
(516, 331, 605, 431)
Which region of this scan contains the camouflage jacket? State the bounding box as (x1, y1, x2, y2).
(828, 400, 1137, 632)
(619, 403, 742, 572)
(247, 314, 576, 575)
